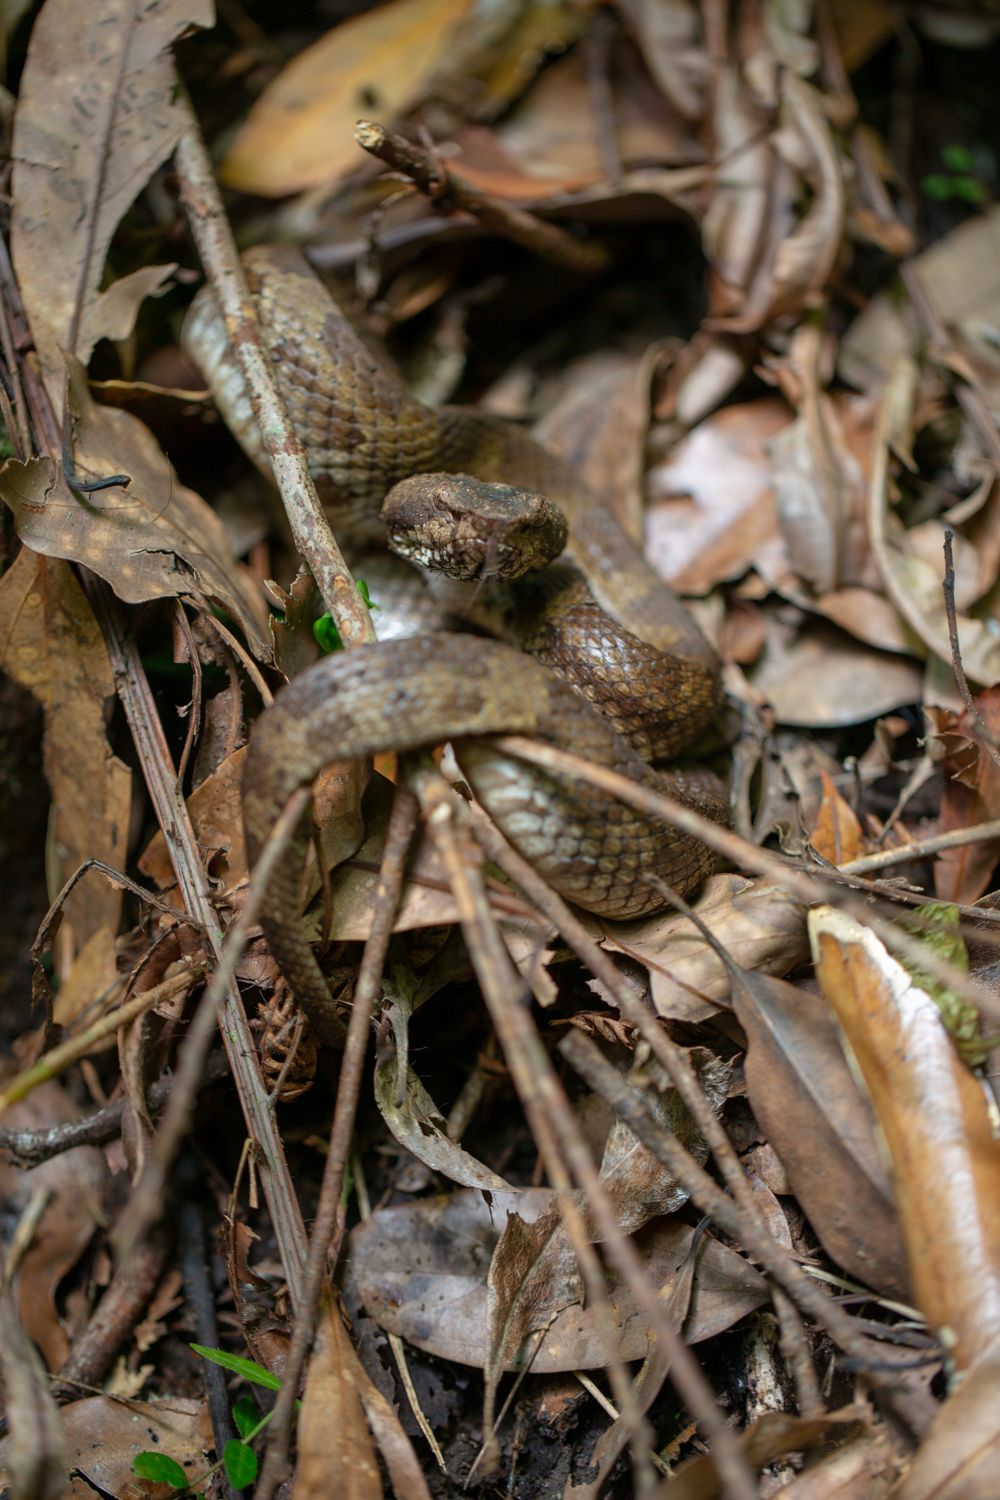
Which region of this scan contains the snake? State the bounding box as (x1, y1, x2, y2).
(183, 245, 726, 1044)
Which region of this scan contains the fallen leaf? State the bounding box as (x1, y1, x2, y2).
(297, 1299, 382, 1500)
(599, 875, 810, 1024)
(0, 548, 130, 960)
(809, 769, 867, 866)
(810, 906, 1000, 1370)
(615, 0, 707, 120)
(751, 608, 924, 727)
(348, 1188, 767, 1372)
(658, 1407, 868, 1500)
(139, 746, 249, 894)
(10, 0, 211, 407)
(0, 364, 271, 661)
(221, 0, 471, 196)
(39, 1395, 211, 1499)
(731, 970, 909, 1297)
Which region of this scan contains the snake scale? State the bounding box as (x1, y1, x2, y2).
(183, 246, 726, 1043)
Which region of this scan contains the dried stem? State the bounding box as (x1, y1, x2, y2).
(173, 87, 375, 646)
(839, 816, 1000, 877)
(942, 528, 1000, 774)
(354, 120, 609, 276)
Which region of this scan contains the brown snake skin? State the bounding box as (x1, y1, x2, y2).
(183, 246, 727, 1044)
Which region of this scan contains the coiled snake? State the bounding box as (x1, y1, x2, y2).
(184, 246, 726, 1042)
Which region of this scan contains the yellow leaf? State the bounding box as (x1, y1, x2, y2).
(222, 0, 472, 197)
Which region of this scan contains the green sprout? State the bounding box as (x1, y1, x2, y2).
(313, 578, 379, 654)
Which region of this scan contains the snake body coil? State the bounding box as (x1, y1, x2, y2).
(184, 246, 727, 1042)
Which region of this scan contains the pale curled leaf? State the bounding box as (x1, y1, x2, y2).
(893, 1335, 1000, 1500)
(347, 1189, 766, 1373)
(809, 906, 1000, 1370)
(10, 0, 212, 404)
(0, 366, 270, 659)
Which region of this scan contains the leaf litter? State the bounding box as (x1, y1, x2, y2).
(2, 1, 1000, 1497)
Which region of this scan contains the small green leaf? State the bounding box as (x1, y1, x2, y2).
(313, 613, 343, 654)
(223, 1440, 259, 1489)
(356, 578, 379, 611)
(133, 1451, 190, 1488)
(941, 144, 974, 173)
(190, 1344, 282, 1390)
(231, 1396, 259, 1439)
(921, 173, 953, 201)
(952, 176, 987, 203)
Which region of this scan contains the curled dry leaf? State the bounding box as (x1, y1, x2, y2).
(0, 1083, 110, 1369)
(615, 0, 707, 120)
(0, 548, 130, 955)
(599, 874, 810, 1024)
(659, 1408, 869, 1500)
(731, 970, 909, 1297)
(0, 365, 271, 661)
(808, 768, 867, 866)
(10, 0, 212, 407)
(297, 1299, 383, 1500)
(347, 1188, 766, 1373)
(810, 906, 1000, 1370)
(221, 0, 470, 196)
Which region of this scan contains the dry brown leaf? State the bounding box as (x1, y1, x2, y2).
(48, 1395, 211, 1498)
(647, 399, 788, 593)
(297, 1299, 382, 1500)
(615, 0, 706, 119)
(926, 691, 1000, 905)
(752, 608, 924, 727)
(731, 970, 908, 1297)
(139, 746, 249, 893)
(10, 0, 211, 408)
(0, 1082, 109, 1369)
(892, 1335, 1000, 1500)
(535, 346, 665, 544)
(599, 874, 810, 1023)
(222, 0, 470, 196)
(0, 365, 271, 660)
(52, 927, 119, 1029)
(702, 67, 772, 306)
(0, 547, 130, 956)
(348, 1188, 766, 1372)
(810, 907, 1000, 1370)
(809, 769, 867, 866)
(0, 1281, 66, 1500)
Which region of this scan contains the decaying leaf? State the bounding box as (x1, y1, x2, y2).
(808, 768, 867, 866)
(10, 0, 212, 406)
(347, 1188, 767, 1373)
(659, 1407, 869, 1500)
(35, 1395, 212, 1499)
(0, 364, 271, 660)
(139, 746, 249, 894)
(893, 1335, 1000, 1500)
(926, 691, 1000, 905)
(0, 548, 130, 959)
(810, 906, 1000, 1370)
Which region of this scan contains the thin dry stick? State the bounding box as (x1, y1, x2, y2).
(558, 1030, 935, 1438)
(0, 964, 204, 1114)
(255, 787, 423, 1500)
(942, 527, 1000, 774)
(354, 120, 609, 276)
(493, 735, 1000, 1024)
(838, 817, 1000, 877)
(173, 89, 375, 647)
(414, 769, 759, 1500)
